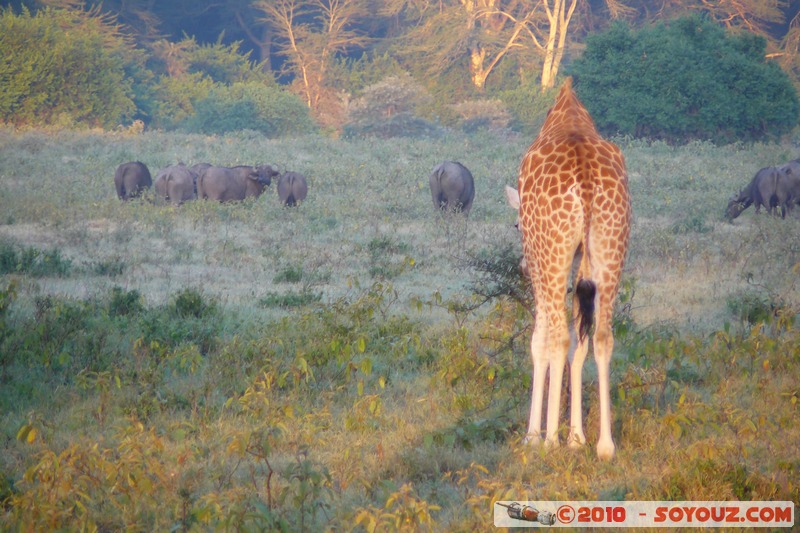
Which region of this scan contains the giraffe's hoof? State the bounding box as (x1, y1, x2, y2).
(522, 434, 542, 447)
(544, 436, 560, 450)
(596, 438, 615, 461)
(568, 433, 586, 449)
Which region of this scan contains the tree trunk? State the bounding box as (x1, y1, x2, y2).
(540, 0, 578, 91)
(470, 47, 488, 90)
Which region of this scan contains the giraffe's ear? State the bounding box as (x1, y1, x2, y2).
(504, 185, 520, 210)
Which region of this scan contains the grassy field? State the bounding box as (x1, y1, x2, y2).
(0, 126, 799, 531)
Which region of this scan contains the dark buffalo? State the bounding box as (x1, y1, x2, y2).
(429, 161, 475, 215)
(726, 166, 791, 220)
(114, 161, 152, 200)
(277, 171, 308, 206)
(154, 164, 195, 205)
(196, 165, 279, 202)
(778, 159, 800, 214)
(189, 163, 212, 178)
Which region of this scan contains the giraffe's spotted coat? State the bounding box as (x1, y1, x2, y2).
(515, 77, 631, 460)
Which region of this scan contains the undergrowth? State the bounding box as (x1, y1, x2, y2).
(1, 276, 798, 530)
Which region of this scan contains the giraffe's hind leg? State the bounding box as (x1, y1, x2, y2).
(568, 298, 590, 448)
(590, 257, 624, 460)
(593, 305, 615, 460)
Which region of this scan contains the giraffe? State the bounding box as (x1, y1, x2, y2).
(505, 77, 630, 460)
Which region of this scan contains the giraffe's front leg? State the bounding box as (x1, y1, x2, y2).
(543, 324, 570, 449)
(524, 320, 549, 446)
(524, 359, 547, 447)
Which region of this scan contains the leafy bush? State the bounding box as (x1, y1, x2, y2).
(726, 291, 777, 326)
(185, 38, 271, 85)
(140, 288, 220, 352)
(496, 80, 557, 136)
(327, 51, 407, 97)
(150, 72, 216, 128)
(171, 288, 217, 319)
(258, 289, 323, 309)
(180, 82, 317, 137)
(0, 7, 139, 128)
(571, 16, 800, 143)
(0, 242, 72, 277)
(344, 75, 441, 138)
(0, 281, 15, 344)
(149, 36, 272, 85)
(343, 113, 443, 139)
(108, 287, 144, 317)
(273, 265, 305, 284)
(450, 99, 512, 133)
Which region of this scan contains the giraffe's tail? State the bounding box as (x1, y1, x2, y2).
(575, 278, 596, 342)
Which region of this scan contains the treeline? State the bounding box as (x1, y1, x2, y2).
(0, 2, 798, 143)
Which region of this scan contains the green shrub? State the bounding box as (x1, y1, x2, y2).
(171, 288, 217, 319)
(0, 242, 72, 277)
(140, 288, 220, 352)
(450, 99, 512, 133)
(343, 75, 442, 138)
(0, 281, 16, 344)
(327, 51, 407, 97)
(571, 16, 800, 143)
(89, 257, 126, 277)
(496, 81, 558, 136)
(185, 38, 272, 85)
(108, 287, 144, 317)
(150, 72, 216, 128)
(180, 82, 317, 137)
(367, 237, 413, 279)
(273, 265, 305, 284)
(343, 113, 443, 139)
(11, 295, 108, 371)
(726, 291, 776, 326)
(0, 7, 138, 128)
(258, 290, 323, 309)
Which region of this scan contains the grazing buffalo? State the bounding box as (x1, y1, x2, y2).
(277, 171, 308, 206)
(429, 161, 475, 215)
(114, 161, 152, 200)
(196, 164, 279, 202)
(189, 163, 212, 181)
(778, 158, 800, 213)
(154, 164, 195, 205)
(726, 166, 791, 220)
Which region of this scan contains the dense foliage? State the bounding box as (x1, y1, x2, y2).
(180, 82, 317, 137)
(571, 16, 800, 143)
(0, 4, 799, 140)
(0, 7, 137, 128)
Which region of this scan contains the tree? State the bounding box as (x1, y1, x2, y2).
(255, 0, 368, 125)
(537, 0, 579, 90)
(570, 16, 800, 142)
(392, 0, 634, 93)
(0, 6, 139, 127)
(778, 10, 800, 91)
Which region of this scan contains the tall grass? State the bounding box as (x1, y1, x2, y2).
(1, 127, 799, 530)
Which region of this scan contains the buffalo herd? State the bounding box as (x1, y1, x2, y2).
(115, 159, 475, 215)
(115, 161, 307, 207)
(122, 156, 800, 223)
(726, 158, 800, 221)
